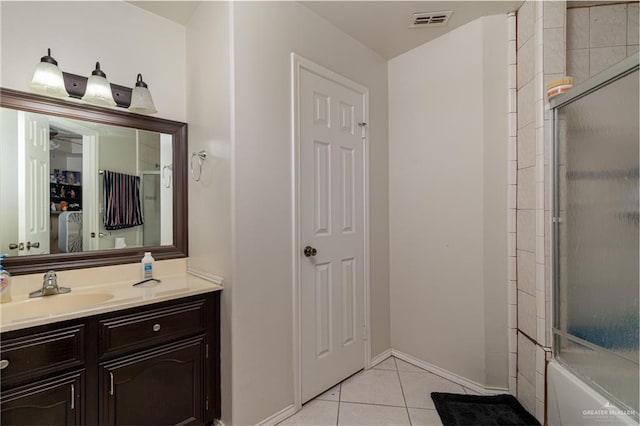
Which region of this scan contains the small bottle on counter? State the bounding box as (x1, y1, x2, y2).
(0, 254, 12, 303)
(141, 251, 155, 280)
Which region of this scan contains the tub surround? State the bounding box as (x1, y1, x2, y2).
(515, 1, 566, 421)
(1, 258, 223, 333)
(547, 361, 638, 426)
(514, 1, 639, 422)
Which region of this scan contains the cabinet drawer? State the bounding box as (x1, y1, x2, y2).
(0, 325, 85, 388)
(99, 300, 206, 358)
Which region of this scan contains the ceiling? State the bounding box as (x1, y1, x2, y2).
(129, 1, 524, 59)
(128, 1, 200, 26)
(302, 1, 523, 58)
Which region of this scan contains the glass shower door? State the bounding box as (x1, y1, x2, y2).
(141, 171, 161, 247)
(553, 67, 639, 415)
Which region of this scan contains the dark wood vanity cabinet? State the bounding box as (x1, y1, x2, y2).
(0, 291, 220, 426)
(100, 338, 205, 425)
(1, 371, 84, 425)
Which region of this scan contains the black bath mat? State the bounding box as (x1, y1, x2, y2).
(431, 392, 541, 426)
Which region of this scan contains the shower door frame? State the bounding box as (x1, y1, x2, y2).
(141, 170, 161, 247)
(550, 52, 639, 414)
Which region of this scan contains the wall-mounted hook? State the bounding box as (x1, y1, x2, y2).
(190, 150, 207, 182)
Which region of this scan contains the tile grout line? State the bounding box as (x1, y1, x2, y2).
(393, 357, 413, 426)
(336, 382, 341, 426)
(338, 399, 413, 409)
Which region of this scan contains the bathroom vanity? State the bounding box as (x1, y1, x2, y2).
(0, 278, 221, 425)
(0, 87, 222, 424)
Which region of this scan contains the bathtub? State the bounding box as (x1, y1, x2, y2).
(547, 360, 639, 425)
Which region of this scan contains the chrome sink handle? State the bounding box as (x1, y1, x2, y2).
(29, 271, 71, 298)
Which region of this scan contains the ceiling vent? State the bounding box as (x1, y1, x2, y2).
(409, 11, 453, 28)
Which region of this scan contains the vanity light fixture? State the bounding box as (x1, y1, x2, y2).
(30, 48, 69, 98)
(128, 74, 157, 114)
(81, 62, 117, 107)
(29, 49, 157, 114)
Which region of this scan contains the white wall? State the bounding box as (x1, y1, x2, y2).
(185, 2, 233, 425)
(0, 1, 186, 122)
(481, 16, 509, 388)
(231, 2, 389, 424)
(389, 15, 508, 389)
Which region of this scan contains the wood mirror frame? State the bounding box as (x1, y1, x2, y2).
(0, 88, 188, 275)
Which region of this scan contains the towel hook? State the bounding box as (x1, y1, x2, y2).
(162, 164, 173, 188)
(190, 150, 207, 182)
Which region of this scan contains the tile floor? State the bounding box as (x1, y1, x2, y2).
(278, 356, 479, 426)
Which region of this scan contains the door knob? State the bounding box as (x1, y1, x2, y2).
(304, 246, 317, 257)
(26, 241, 40, 249)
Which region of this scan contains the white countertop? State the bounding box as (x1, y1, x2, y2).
(0, 273, 222, 333)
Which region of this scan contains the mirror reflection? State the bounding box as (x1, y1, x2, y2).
(0, 108, 173, 257)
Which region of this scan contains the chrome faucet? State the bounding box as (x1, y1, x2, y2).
(29, 271, 71, 298)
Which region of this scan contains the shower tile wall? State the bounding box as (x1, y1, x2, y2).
(516, 0, 538, 418)
(507, 11, 518, 397)
(567, 3, 639, 85)
(516, 0, 566, 423)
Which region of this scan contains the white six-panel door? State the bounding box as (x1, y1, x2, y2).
(17, 112, 50, 255)
(299, 65, 366, 403)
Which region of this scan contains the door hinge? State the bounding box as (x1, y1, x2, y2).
(363, 325, 368, 341)
(358, 122, 367, 127)
(206, 343, 209, 359)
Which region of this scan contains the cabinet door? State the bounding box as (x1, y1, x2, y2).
(100, 337, 204, 426)
(1, 371, 83, 426)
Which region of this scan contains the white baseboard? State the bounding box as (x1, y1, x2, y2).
(391, 349, 509, 396)
(256, 404, 297, 426)
(483, 386, 512, 396)
(370, 348, 393, 368)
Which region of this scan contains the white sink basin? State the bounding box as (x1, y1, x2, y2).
(0, 293, 114, 321)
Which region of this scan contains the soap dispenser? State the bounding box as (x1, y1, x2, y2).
(0, 254, 12, 303)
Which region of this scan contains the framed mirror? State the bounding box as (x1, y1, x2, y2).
(0, 88, 188, 275)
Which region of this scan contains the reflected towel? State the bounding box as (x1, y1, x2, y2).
(103, 170, 144, 230)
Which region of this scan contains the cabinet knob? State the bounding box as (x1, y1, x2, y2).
(152, 324, 161, 332)
(0, 359, 9, 369)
